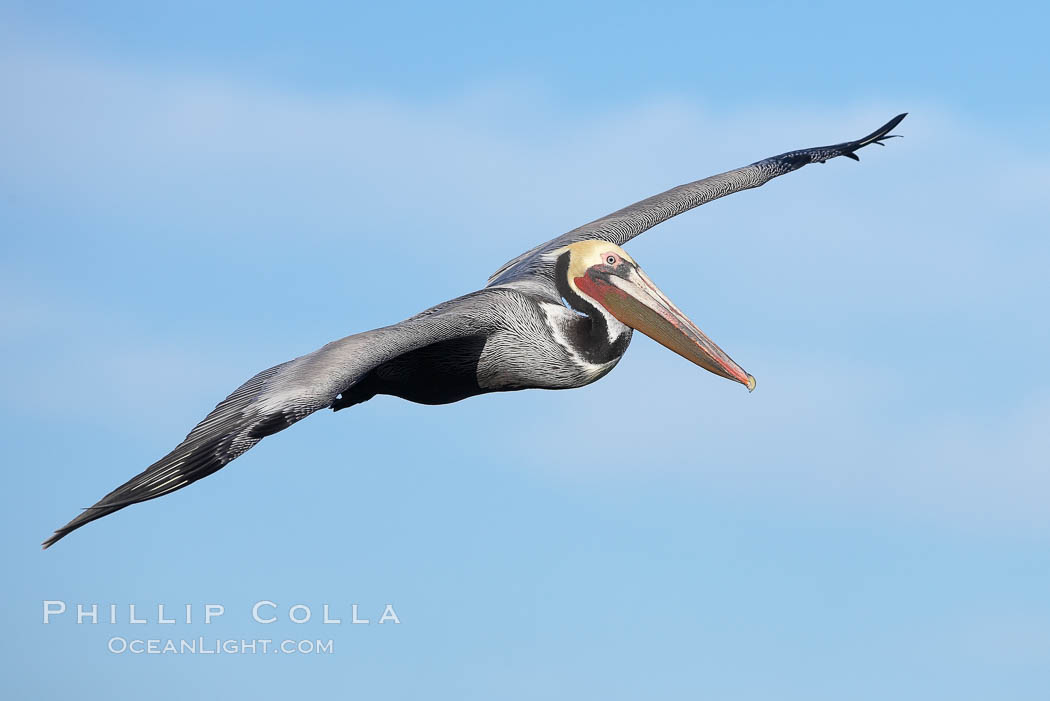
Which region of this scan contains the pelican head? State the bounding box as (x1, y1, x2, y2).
(556, 239, 755, 391)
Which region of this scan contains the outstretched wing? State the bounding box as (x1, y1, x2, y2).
(42, 290, 506, 548)
(488, 113, 906, 288)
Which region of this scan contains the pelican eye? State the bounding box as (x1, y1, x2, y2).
(605, 255, 617, 265)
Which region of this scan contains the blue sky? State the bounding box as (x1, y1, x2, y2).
(2, 1, 1049, 698)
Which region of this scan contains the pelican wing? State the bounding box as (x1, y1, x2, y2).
(42, 290, 506, 548)
(488, 113, 906, 288)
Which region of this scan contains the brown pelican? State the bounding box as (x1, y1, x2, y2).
(43, 113, 906, 548)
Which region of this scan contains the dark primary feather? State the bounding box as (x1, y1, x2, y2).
(41, 363, 295, 548)
(487, 113, 907, 289)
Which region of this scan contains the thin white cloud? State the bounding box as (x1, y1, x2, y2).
(4, 37, 1046, 307)
(508, 346, 1050, 531)
(0, 281, 251, 430)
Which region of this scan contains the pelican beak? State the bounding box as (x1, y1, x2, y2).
(577, 264, 756, 391)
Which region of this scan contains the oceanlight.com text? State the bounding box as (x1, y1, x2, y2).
(107, 637, 335, 655)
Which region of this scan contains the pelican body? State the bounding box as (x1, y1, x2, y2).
(43, 114, 906, 548)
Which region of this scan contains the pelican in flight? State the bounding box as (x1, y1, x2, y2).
(43, 113, 906, 548)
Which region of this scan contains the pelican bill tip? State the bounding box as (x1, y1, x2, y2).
(745, 374, 756, 393)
